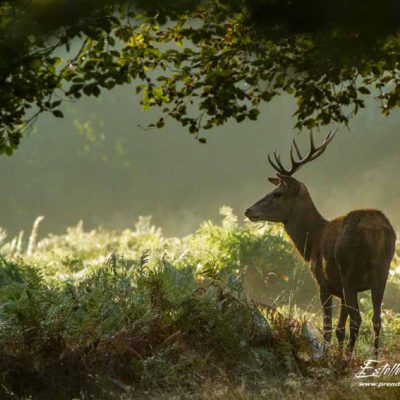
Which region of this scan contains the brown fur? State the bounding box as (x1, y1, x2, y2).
(245, 175, 396, 358)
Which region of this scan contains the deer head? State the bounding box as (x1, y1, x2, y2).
(244, 129, 337, 224)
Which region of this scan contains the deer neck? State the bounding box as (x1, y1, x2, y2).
(284, 193, 327, 262)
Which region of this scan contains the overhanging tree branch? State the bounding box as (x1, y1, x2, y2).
(1, 0, 400, 154)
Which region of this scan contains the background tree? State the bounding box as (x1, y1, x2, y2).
(1, 0, 400, 154)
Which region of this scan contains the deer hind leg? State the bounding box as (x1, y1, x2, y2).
(343, 285, 361, 357)
(371, 281, 386, 361)
(335, 298, 348, 354)
(319, 288, 333, 348)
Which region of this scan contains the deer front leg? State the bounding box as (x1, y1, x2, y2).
(335, 298, 348, 354)
(319, 288, 333, 347)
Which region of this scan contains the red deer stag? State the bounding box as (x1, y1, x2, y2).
(245, 130, 396, 358)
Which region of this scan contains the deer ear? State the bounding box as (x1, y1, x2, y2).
(268, 177, 281, 186)
(277, 174, 300, 190)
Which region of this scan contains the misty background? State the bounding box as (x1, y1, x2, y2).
(1, 84, 399, 238)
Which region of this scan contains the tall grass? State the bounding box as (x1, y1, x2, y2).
(0, 207, 399, 399)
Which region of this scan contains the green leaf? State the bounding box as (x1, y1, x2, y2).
(358, 87, 371, 95)
(5, 146, 13, 156)
(30, 59, 42, 71)
(52, 110, 64, 118)
(248, 109, 259, 120)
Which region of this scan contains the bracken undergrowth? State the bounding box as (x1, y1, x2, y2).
(0, 207, 399, 399)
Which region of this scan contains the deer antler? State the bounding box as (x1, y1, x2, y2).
(268, 128, 338, 176)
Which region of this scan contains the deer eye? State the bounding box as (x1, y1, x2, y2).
(273, 192, 282, 199)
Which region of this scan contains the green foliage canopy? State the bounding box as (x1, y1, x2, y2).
(1, 0, 400, 153)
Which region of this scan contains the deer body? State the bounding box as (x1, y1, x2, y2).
(245, 131, 396, 358)
(319, 210, 395, 296)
